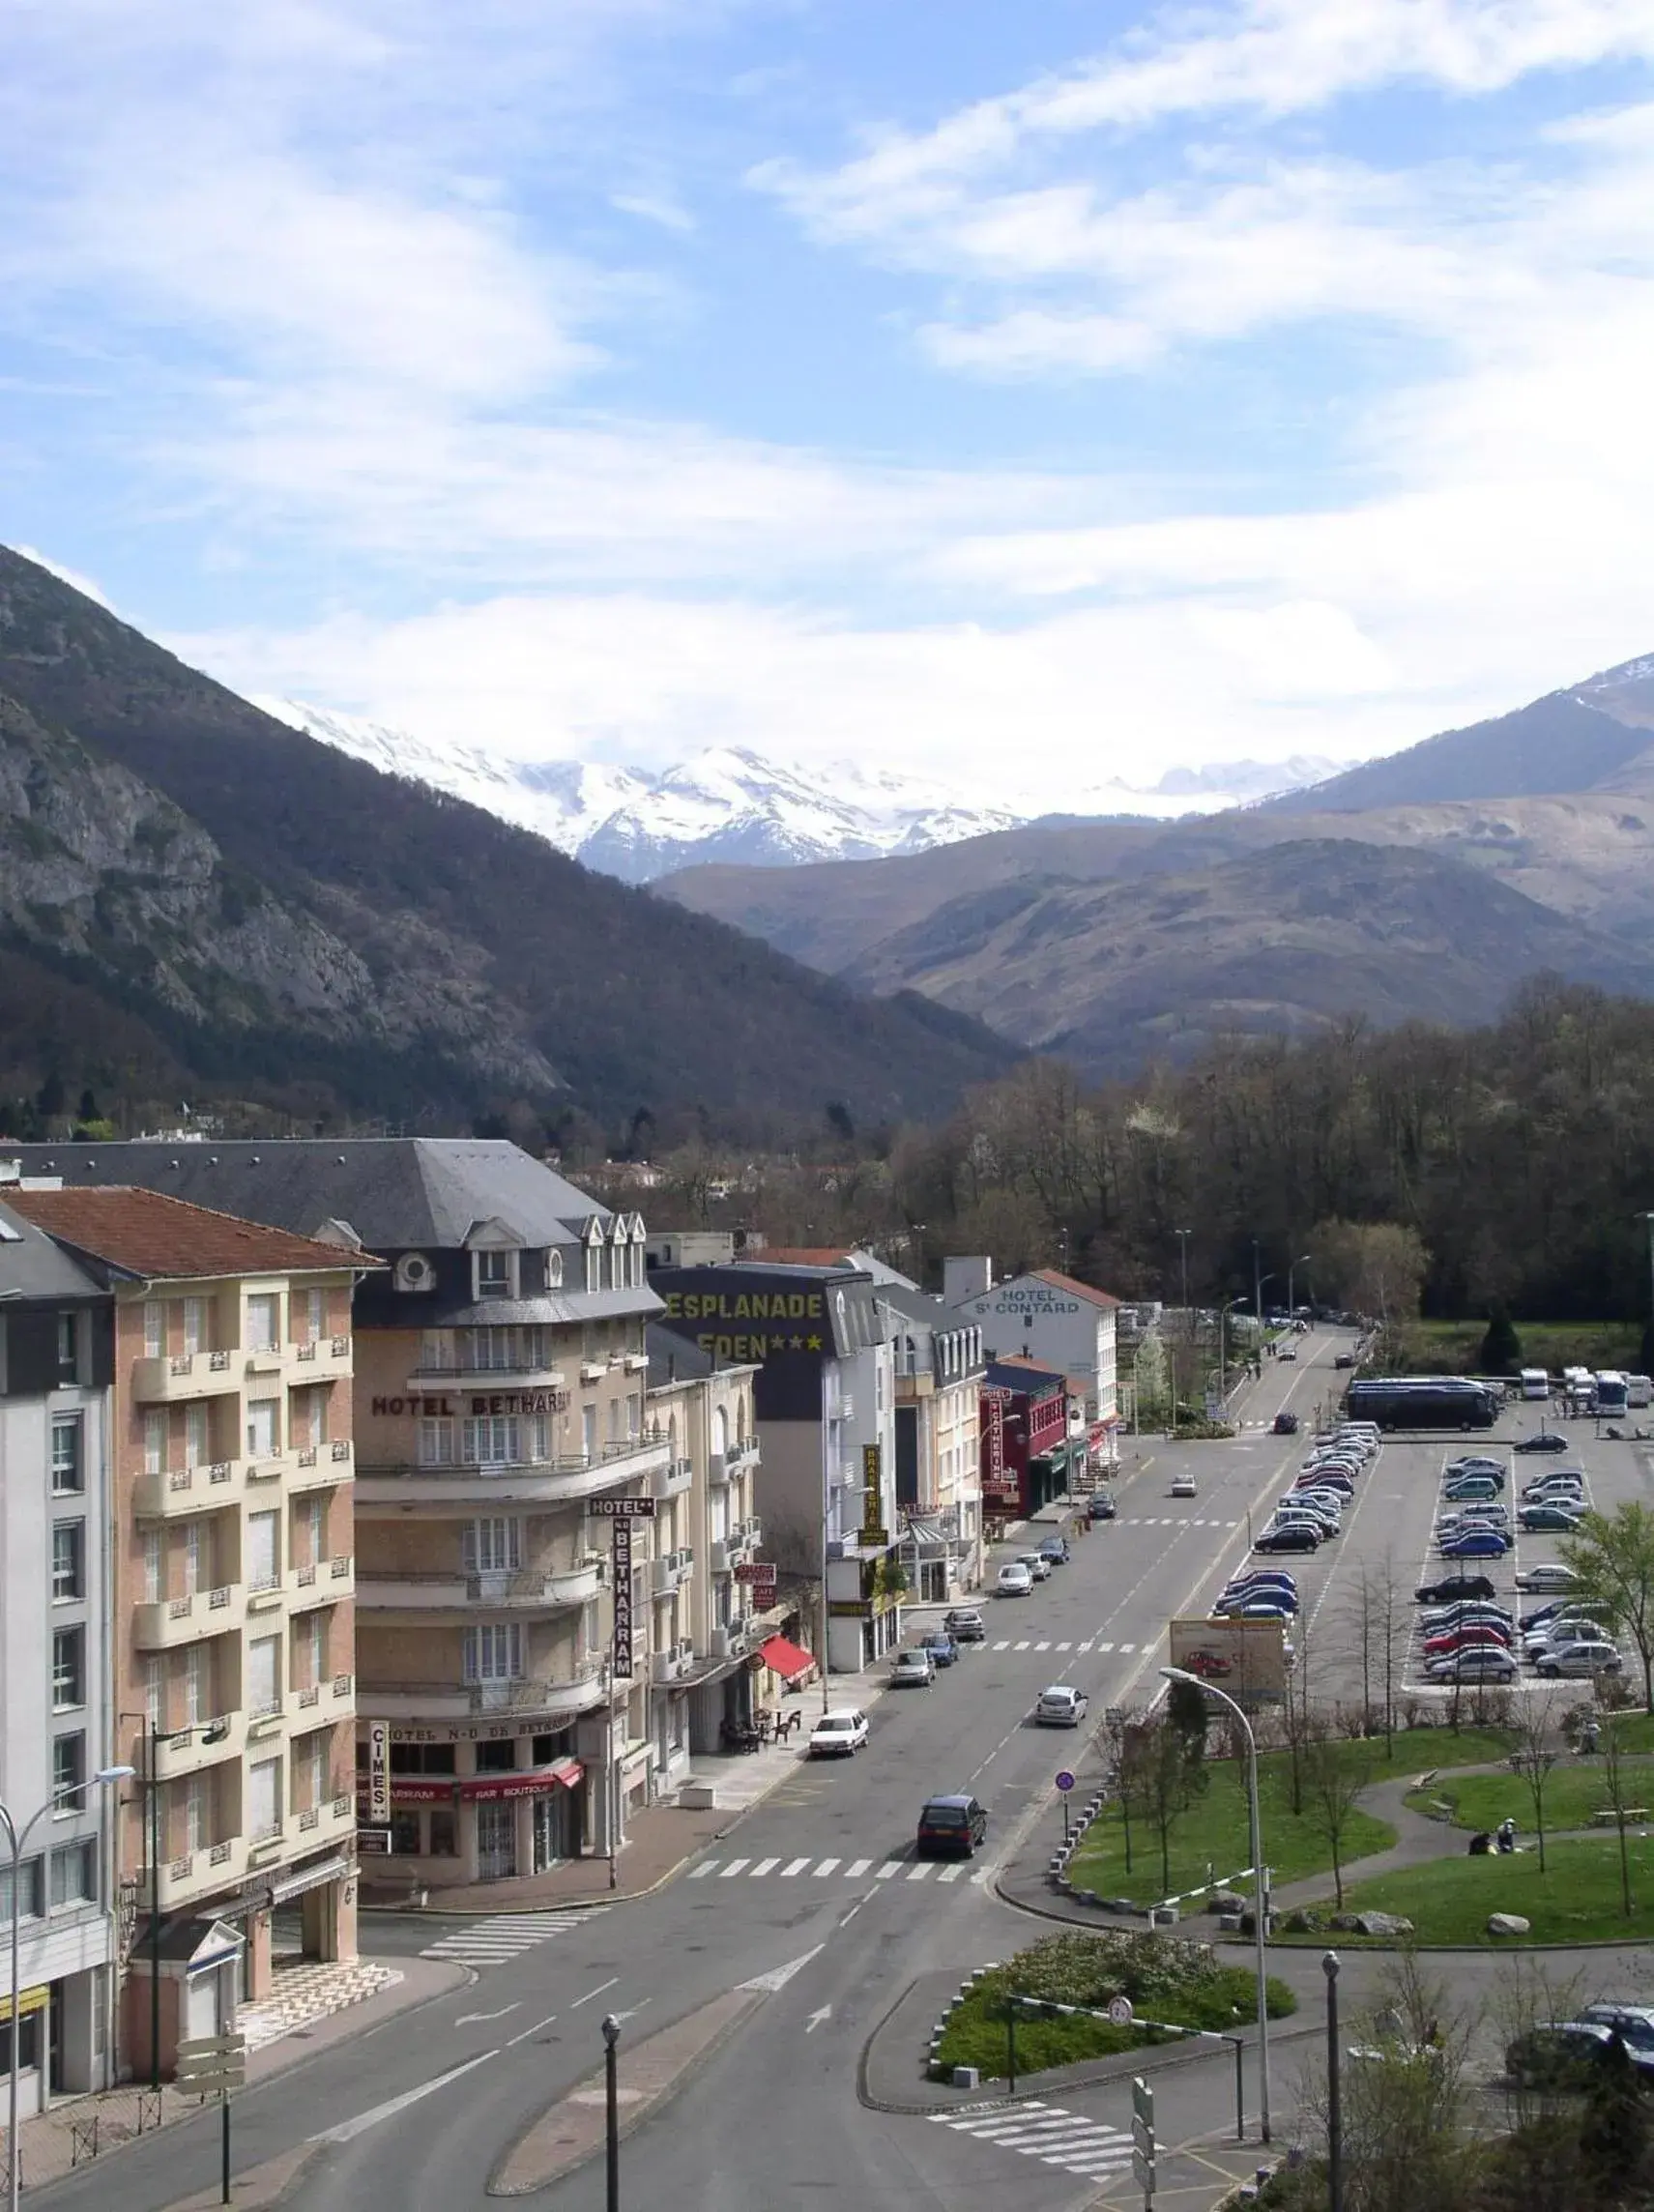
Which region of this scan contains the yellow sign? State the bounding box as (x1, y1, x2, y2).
(0, 1985, 48, 2025)
(861, 1443, 882, 1543)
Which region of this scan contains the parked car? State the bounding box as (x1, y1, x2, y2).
(1035, 1685, 1088, 1727)
(1038, 1535, 1070, 1566)
(997, 1562, 1033, 1597)
(1514, 1432, 1571, 1454)
(808, 1708, 869, 1758)
(943, 1608, 986, 1644)
(1445, 1456, 1506, 1480)
(920, 1632, 961, 1669)
(1578, 2005, 1654, 2053)
(1422, 1604, 1514, 1634)
(1515, 1562, 1579, 1593)
(1222, 1573, 1299, 1604)
(1222, 1597, 1298, 1622)
(891, 1648, 935, 1688)
(1424, 1625, 1515, 1657)
(1277, 1343, 1298, 1361)
(1272, 1412, 1300, 1435)
(1171, 1472, 1199, 1499)
(916, 1793, 987, 1858)
(1425, 1647, 1517, 1682)
(1019, 1551, 1053, 1583)
(1443, 1476, 1502, 1502)
(1522, 1476, 1585, 1501)
(1523, 1617, 1609, 1657)
(1334, 1352, 1356, 1369)
(1440, 1528, 1510, 1557)
(1417, 1573, 1498, 1604)
(1255, 1525, 1320, 1554)
(1534, 1640, 1622, 1679)
(1088, 1492, 1117, 1523)
(1520, 1503, 1583, 1533)
(1182, 1648, 1234, 1678)
(1505, 2022, 1654, 2085)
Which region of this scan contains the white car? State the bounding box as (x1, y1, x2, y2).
(891, 1648, 935, 1688)
(1035, 1685, 1088, 1727)
(1534, 1640, 1622, 1679)
(1523, 1616, 1609, 1658)
(1170, 1472, 1198, 1499)
(997, 1562, 1033, 1596)
(808, 1708, 869, 1758)
(1019, 1551, 1053, 1582)
(1425, 1647, 1517, 1682)
(1516, 1562, 1579, 1593)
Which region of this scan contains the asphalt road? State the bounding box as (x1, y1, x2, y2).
(31, 1335, 1392, 2212)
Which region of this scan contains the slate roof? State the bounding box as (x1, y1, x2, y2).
(4, 1187, 370, 1281)
(0, 1199, 107, 1300)
(0, 1140, 613, 1251)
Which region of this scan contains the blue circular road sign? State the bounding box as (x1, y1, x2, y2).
(1055, 1769, 1076, 1792)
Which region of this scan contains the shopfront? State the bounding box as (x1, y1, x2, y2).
(372, 1728, 588, 1883)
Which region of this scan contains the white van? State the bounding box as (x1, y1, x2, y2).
(1520, 1368, 1551, 1401)
(1628, 1375, 1652, 1410)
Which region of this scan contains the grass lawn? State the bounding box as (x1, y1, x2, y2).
(935, 1931, 1297, 2082)
(1406, 1758, 1654, 1835)
(1407, 1319, 1640, 1375)
(1068, 1730, 1515, 1906)
(1291, 1834, 1654, 1945)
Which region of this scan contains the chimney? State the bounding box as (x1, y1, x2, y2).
(943, 1256, 994, 1305)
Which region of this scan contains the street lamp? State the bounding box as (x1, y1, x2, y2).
(1160, 1670, 1271, 2141)
(1217, 1298, 1248, 1413)
(1323, 1951, 1343, 2212)
(1637, 1215, 1654, 1372)
(601, 2012, 622, 2212)
(1287, 1255, 1311, 1322)
(2, 1765, 132, 2212)
(1175, 1230, 1193, 1421)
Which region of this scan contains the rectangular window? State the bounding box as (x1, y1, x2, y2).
(247, 1509, 279, 1590)
(143, 1409, 167, 1476)
(143, 1301, 165, 1358)
(476, 1251, 512, 1299)
(144, 1654, 163, 1728)
(291, 1384, 329, 1449)
(391, 1810, 421, 1857)
(184, 1404, 209, 1469)
(427, 1808, 458, 1857)
(626, 1394, 641, 1439)
(295, 1731, 327, 1812)
(462, 1518, 521, 1573)
(182, 1297, 207, 1355)
(0, 1860, 43, 1924)
(184, 1644, 208, 1727)
(52, 1733, 85, 1812)
(50, 1839, 97, 1910)
(463, 1624, 523, 1682)
(469, 1327, 511, 1370)
(295, 1612, 324, 1691)
(247, 1635, 282, 1717)
(246, 1398, 279, 1460)
(51, 1521, 84, 1602)
(51, 1626, 85, 1710)
(56, 1311, 78, 1381)
(419, 1417, 454, 1468)
(183, 1519, 208, 1597)
(143, 1528, 161, 1605)
(300, 1288, 326, 1344)
(462, 1416, 520, 1467)
(582, 1404, 596, 1464)
(184, 1777, 209, 1853)
(299, 1496, 325, 1569)
(247, 1757, 281, 1840)
(51, 1416, 84, 1495)
(247, 1294, 280, 1352)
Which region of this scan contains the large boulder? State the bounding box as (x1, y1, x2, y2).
(1354, 1912, 1414, 1938)
(1282, 1907, 1325, 1935)
(1487, 1912, 1531, 1937)
(1206, 1892, 1247, 1915)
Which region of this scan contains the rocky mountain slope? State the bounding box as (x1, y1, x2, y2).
(662, 653, 1654, 1071)
(0, 545, 1016, 1127)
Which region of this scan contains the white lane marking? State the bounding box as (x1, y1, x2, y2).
(1036, 1641, 1051, 1651)
(504, 2011, 559, 2049)
(1118, 1643, 1136, 1653)
(813, 1856, 841, 1877)
(846, 1856, 872, 1877)
(780, 1856, 810, 1877)
(750, 1857, 779, 1877)
(1057, 1641, 1072, 1650)
(937, 1864, 965, 1883)
(1078, 1641, 1094, 1652)
(570, 1977, 620, 2008)
(1014, 1641, 1031, 1650)
(1096, 1642, 1115, 1652)
(719, 1857, 750, 1878)
(907, 1863, 931, 1880)
(314, 2052, 496, 2144)
(877, 1861, 902, 1880)
(688, 1861, 717, 1879)
(738, 1946, 824, 1994)
(992, 1640, 1011, 1650)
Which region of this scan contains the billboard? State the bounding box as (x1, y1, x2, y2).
(1168, 1615, 1289, 1705)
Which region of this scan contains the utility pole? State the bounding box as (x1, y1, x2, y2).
(1253, 1238, 1262, 1333)
(1175, 1230, 1192, 1425)
(1638, 1213, 1654, 1369)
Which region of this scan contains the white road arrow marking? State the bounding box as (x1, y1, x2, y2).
(454, 2004, 520, 2026)
(805, 2005, 832, 2034)
(313, 2052, 496, 2143)
(738, 1944, 824, 1994)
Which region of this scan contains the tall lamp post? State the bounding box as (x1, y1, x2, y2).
(1175, 1229, 1193, 1422)
(1323, 1951, 1343, 2212)
(1637, 1214, 1654, 1373)
(1287, 1254, 1311, 1322)
(1161, 1670, 1271, 2141)
(1217, 1297, 1248, 1413)
(601, 2013, 622, 2212)
(3, 1765, 133, 2212)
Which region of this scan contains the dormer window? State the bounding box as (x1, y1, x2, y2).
(476, 1251, 514, 1300)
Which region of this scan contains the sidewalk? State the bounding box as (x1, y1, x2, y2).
(8, 1954, 464, 2195)
(368, 1651, 907, 1915)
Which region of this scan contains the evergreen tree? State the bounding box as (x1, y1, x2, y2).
(1477, 1300, 1523, 1375)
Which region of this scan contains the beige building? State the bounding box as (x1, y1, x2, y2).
(878, 1285, 984, 1600)
(8, 1187, 366, 2080)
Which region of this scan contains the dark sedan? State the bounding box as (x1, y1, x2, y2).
(1515, 1432, 1570, 1454)
(1416, 1574, 1497, 1604)
(1254, 1525, 1320, 1554)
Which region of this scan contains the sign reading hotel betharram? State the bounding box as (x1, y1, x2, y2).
(612, 1518, 634, 1678)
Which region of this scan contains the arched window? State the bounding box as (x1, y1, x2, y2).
(713, 1405, 730, 1458)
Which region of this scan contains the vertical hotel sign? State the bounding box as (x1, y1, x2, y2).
(612, 1521, 633, 1677)
(366, 1720, 390, 1824)
(860, 1443, 887, 1548)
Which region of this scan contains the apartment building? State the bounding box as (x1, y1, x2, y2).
(645, 1327, 763, 1765)
(6, 1187, 365, 2078)
(0, 1201, 117, 2111)
(652, 1262, 902, 1674)
(946, 1261, 1120, 1473)
(874, 1284, 985, 1601)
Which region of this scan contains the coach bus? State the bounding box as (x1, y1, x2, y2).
(1344, 1376, 1500, 1430)
(1595, 1370, 1630, 1419)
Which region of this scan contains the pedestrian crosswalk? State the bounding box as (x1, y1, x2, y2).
(420, 1905, 609, 1969)
(986, 1638, 1133, 1652)
(1122, 1516, 1239, 1528)
(929, 2099, 1133, 2184)
(687, 1852, 975, 1885)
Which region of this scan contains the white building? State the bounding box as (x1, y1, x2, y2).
(945, 1261, 1120, 1469)
(0, 1201, 117, 2110)
(875, 1285, 985, 1600)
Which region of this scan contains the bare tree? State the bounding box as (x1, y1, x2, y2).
(1506, 1688, 1563, 1872)
(1280, 1614, 1318, 1815)
(1303, 1729, 1373, 1908)
(1342, 1554, 1407, 1747)
(1127, 1708, 1208, 1896)
(1600, 1711, 1638, 1917)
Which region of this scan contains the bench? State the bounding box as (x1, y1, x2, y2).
(1592, 1807, 1647, 1824)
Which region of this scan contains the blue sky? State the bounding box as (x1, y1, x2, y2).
(4, 0, 1654, 803)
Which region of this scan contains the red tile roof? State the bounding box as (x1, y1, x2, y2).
(737, 1247, 857, 1268)
(1031, 1267, 1120, 1309)
(5, 1187, 377, 1281)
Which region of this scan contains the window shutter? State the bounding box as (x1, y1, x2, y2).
(462, 1628, 479, 1683)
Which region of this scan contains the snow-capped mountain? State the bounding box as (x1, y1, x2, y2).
(258, 701, 1022, 881)
(256, 700, 1339, 878)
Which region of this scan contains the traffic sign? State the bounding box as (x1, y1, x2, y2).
(1133, 2114, 1155, 2156)
(1132, 2077, 1154, 2124)
(175, 2031, 247, 2095)
(1132, 2147, 1156, 2197)
(1055, 1769, 1076, 1793)
(1108, 1995, 1133, 2025)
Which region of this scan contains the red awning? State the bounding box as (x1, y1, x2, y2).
(379, 1757, 587, 1808)
(759, 1634, 817, 1683)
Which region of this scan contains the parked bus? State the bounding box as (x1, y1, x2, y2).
(1595, 1371, 1630, 1419)
(1345, 1377, 1500, 1430)
(1628, 1375, 1652, 1410)
(1519, 1368, 1551, 1401)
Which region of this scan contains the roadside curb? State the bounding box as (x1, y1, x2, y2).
(162, 2141, 328, 2212)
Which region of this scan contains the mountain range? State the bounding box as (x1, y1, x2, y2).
(0, 545, 1014, 1131)
(662, 653, 1654, 1075)
(262, 698, 1338, 881)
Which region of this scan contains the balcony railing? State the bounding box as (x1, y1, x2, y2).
(357, 1660, 605, 1722)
